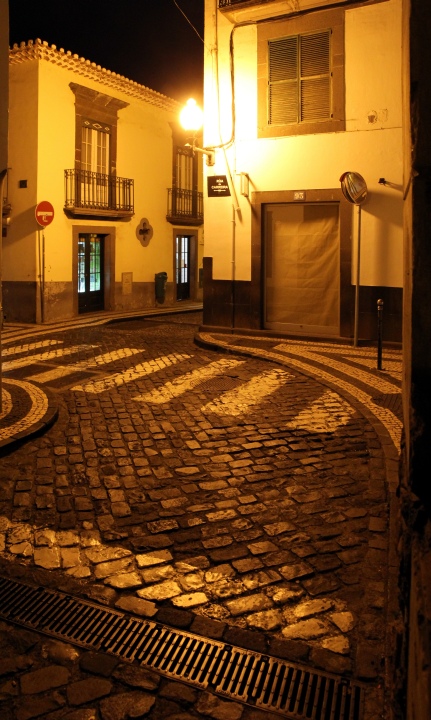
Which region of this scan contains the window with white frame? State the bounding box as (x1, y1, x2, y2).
(176, 147, 194, 191)
(81, 120, 110, 175)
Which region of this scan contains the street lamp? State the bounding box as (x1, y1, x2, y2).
(179, 99, 215, 166)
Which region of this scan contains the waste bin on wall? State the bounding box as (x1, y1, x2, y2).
(155, 272, 168, 303)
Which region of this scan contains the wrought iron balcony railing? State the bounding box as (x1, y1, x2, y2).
(219, 0, 352, 7)
(64, 169, 134, 218)
(167, 187, 203, 226)
(218, 0, 253, 7)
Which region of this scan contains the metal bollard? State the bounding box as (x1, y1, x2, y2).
(377, 299, 384, 370)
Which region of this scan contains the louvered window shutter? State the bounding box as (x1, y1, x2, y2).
(269, 36, 298, 124)
(268, 30, 331, 125)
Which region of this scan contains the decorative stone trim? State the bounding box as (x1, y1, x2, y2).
(9, 39, 180, 112)
(70, 82, 129, 113)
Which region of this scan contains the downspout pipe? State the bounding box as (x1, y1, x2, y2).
(0, 167, 7, 413)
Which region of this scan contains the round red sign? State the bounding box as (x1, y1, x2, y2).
(35, 201, 55, 227)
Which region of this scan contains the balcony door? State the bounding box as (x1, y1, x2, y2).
(176, 235, 190, 301)
(78, 233, 105, 313)
(80, 119, 110, 208)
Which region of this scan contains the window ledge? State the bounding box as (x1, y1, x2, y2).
(166, 214, 203, 226)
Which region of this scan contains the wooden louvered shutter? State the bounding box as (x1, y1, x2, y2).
(268, 30, 331, 125)
(300, 31, 331, 121)
(269, 36, 298, 125)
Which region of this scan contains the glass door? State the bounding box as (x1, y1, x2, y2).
(176, 235, 190, 301)
(78, 233, 104, 313)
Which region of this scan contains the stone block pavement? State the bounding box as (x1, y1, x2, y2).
(0, 310, 402, 719)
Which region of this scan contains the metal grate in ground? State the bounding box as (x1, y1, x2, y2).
(198, 377, 240, 392)
(0, 575, 364, 719)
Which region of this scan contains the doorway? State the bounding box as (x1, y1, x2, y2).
(264, 203, 340, 335)
(78, 233, 105, 313)
(176, 234, 191, 301)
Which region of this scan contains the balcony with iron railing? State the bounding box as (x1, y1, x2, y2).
(166, 187, 203, 226)
(64, 169, 134, 219)
(219, 0, 252, 6)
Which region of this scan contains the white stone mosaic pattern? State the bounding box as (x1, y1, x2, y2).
(270, 337, 399, 360)
(350, 357, 402, 382)
(275, 344, 399, 395)
(134, 358, 245, 404)
(202, 368, 292, 417)
(2, 344, 96, 371)
(199, 333, 402, 452)
(0, 379, 48, 441)
(286, 390, 355, 433)
(72, 352, 191, 393)
(2, 339, 63, 357)
(0, 388, 13, 420)
(28, 347, 142, 383)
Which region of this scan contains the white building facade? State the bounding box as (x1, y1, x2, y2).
(4, 40, 203, 323)
(202, 0, 403, 342)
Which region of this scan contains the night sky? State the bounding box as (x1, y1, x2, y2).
(8, 0, 204, 104)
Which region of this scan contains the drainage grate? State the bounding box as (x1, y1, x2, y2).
(198, 377, 240, 392)
(0, 576, 364, 719)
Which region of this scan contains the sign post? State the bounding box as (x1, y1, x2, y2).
(35, 202, 54, 324)
(339, 173, 368, 347)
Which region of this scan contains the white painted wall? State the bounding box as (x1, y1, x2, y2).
(203, 0, 403, 288)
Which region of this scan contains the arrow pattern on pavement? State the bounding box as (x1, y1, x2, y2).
(0, 317, 396, 696)
(285, 390, 354, 433)
(1, 339, 63, 357)
(2, 344, 96, 371)
(27, 348, 142, 384)
(72, 352, 192, 393)
(133, 358, 245, 404)
(202, 368, 292, 417)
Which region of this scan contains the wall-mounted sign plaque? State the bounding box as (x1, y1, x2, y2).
(207, 175, 231, 197)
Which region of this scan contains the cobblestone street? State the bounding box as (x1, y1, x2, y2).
(0, 312, 401, 719)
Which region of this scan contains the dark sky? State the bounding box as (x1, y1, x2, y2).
(8, 0, 204, 104)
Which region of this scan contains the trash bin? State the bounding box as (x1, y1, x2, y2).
(155, 271, 168, 303)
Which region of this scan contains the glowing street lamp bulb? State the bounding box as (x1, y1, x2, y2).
(179, 98, 203, 131)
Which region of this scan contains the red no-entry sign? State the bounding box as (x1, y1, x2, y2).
(35, 201, 55, 227)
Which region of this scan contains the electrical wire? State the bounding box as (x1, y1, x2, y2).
(171, 0, 207, 47)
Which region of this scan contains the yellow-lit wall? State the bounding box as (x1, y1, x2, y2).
(5, 59, 39, 281)
(5, 44, 203, 321)
(34, 59, 177, 285)
(203, 0, 403, 288)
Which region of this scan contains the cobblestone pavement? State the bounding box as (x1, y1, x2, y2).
(0, 313, 401, 719)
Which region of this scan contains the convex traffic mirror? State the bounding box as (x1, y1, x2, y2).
(339, 171, 368, 205)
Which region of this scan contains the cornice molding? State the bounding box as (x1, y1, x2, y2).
(9, 39, 180, 113)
